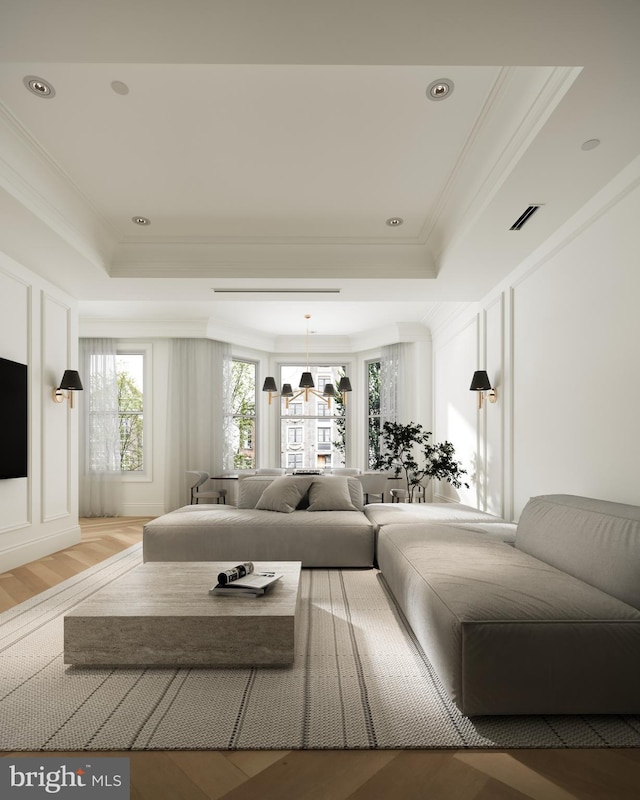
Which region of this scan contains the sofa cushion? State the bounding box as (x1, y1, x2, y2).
(516, 494, 640, 609)
(143, 505, 376, 567)
(237, 476, 277, 508)
(345, 476, 365, 511)
(254, 476, 314, 513)
(307, 476, 357, 512)
(364, 502, 504, 528)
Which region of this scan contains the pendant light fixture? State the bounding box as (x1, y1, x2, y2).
(262, 315, 352, 407)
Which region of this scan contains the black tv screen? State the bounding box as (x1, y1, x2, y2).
(0, 357, 28, 479)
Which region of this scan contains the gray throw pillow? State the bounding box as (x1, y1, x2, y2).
(255, 476, 314, 513)
(307, 477, 357, 512)
(237, 476, 277, 509)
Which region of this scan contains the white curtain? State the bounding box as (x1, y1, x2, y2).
(380, 342, 410, 425)
(164, 338, 232, 511)
(79, 338, 123, 517)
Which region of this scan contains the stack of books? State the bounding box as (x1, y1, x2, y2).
(209, 562, 282, 597)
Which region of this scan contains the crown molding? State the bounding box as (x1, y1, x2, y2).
(0, 102, 118, 270)
(422, 301, 477, 339)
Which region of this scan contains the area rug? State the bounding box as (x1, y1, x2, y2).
(1, 544, 640, 751)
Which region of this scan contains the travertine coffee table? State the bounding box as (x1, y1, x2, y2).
(64, 561, 301, 667)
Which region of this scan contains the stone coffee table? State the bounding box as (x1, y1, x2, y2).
(64, 561, 301, 667)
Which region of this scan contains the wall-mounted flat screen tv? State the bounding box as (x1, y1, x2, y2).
(0, 357, 28, 479)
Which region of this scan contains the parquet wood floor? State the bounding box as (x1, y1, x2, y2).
(1, 518, 639, 799)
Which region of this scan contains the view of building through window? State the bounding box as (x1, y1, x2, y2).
(230, 359, 257, 469)
(279, 364, 347, 470)
(367, 360, 381, 468)
(116, 353, 144, 471)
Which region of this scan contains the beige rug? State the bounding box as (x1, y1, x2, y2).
(1, 544, 640, 751)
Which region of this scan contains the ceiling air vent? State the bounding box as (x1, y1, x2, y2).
(211, 288, 341, 294)
(509, 205, 541, 231)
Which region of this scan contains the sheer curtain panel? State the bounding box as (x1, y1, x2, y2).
(79, 338, 123, 517)
(380, 342, 410, 426)
(164, 338, 232, 511)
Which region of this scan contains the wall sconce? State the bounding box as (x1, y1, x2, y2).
(470, 370, 497, 409)
(52, 370, 84, 408)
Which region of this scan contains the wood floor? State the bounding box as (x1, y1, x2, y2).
(1, 518, 639, 799)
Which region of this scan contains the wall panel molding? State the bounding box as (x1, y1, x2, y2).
(482, 292, 504, 517)
(41, 292, 72, 523)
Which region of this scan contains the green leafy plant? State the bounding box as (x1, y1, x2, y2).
(373, 421, 469, 502)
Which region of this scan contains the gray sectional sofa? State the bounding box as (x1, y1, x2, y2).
(143, 475, 376, 567)
(144, 481, 640, 716)
(371, 494, 640, 716)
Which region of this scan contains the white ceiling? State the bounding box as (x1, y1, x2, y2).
(1, 1, 639, 349)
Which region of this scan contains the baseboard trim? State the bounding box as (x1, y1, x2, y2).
(121, 503, 165, 517)
(0, 525, 81, 572)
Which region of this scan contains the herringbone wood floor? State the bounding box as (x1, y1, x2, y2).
(1, 518, 639, 799)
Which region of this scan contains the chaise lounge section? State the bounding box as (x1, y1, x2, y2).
(374, 494, 640, 715)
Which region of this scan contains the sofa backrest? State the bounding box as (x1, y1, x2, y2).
(237, 475, 365, 511)
(515, 494, 640, 609)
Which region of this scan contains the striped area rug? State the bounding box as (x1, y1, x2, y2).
(1, 544, 640, 751)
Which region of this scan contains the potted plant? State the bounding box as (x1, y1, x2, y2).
(373, 421, 469, 502)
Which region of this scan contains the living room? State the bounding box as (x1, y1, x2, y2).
(1, 1, 640, 796)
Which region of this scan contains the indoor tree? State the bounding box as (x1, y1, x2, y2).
(373, 421, 469, 502)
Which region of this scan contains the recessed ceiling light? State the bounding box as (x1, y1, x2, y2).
(386, 217, 404, 227)
(426, 79, 454, 101)
(581, 138, 601, 151)
(111, 80, 130, 96)
(132, 216, 151, 226)
(23, 75, 55, 98)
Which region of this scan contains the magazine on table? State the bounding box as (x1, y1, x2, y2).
(209, 562, 283, 596)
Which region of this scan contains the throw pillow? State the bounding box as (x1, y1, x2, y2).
(255, 476, 314, 513)
(307, 477, 357, 512)
(237, 476, 277, 508)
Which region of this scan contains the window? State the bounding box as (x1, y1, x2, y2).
(279, 364, 347, 469)
(116, 353, 145, 472)
(367, 360, 381, 468)
(288, 426, 303, 444)
(317, 426, 331, 452)
(229, 359, 257, 469)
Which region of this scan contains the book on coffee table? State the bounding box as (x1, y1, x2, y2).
(209, 571, 283, 597)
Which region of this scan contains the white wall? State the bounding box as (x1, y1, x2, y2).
(433, 316, 479, 507)
(432, 156, 640, 520)
(0, 253, 81, 571)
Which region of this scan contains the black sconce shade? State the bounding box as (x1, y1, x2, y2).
(59, 369, 83, 391)
(469, 370, 492, 392)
